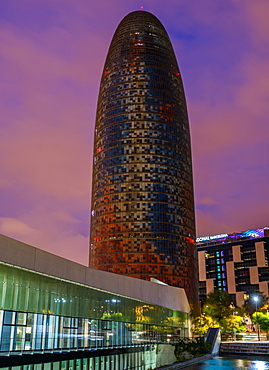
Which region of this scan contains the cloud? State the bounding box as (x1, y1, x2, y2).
(0, 211, 89, 265)
(197, 198, 217, 206)
(0, 0, 268, 259)
(0, 217, 34, 236)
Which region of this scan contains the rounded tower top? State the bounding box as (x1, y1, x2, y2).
(104, 10, 179, 76)
(118, 10, 166, 30)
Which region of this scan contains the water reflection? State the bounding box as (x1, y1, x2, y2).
(185, 357, 269, 370)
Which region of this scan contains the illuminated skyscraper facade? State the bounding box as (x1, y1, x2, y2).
(90, 10, 198, 306)
(197, 227, 269, 307)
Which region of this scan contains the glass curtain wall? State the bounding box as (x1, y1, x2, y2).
(0, 262, 188, 354)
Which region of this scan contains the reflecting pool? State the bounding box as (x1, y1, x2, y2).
(185, 357, 269, 370)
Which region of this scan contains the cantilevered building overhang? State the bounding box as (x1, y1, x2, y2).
(0, 234, 189, 362)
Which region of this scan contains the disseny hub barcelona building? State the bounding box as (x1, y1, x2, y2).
(0, 10, 198, 370)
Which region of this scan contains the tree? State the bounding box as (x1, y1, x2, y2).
(203, 289, 232, 323)
(259, 296, 269, 314)
(191, 315, 217, 335)
(192, 289, 245, 335)
(252, 312, 269, 334)
(219, 314, 245, 333)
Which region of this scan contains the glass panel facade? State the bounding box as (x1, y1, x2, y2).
(0, 261, 188, 355)
(90, 10, 198, 307)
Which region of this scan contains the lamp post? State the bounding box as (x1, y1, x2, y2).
(253, 296, 260, 341)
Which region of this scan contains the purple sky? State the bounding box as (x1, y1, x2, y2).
(1, 0, 269, 265)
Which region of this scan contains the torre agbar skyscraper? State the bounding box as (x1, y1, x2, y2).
(90, 10, 198, 307)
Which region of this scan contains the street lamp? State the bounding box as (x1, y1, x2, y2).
(253, 296, 260, 341)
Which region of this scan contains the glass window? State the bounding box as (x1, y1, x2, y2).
(1, 325, 12, 351)
(3, 311, 13, 325)
(16, 312, 27, 325)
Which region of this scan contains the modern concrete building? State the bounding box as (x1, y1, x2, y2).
(197, 227, 269, 307)
(89, 10, 198, 308)
(0, 234, 190, 368)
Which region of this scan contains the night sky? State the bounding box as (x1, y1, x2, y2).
(1, 0, 268, 265)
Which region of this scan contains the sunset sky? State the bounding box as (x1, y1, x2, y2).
(1, 0, 269, 265)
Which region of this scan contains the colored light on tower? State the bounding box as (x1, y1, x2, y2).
(89, 11, 198, 308)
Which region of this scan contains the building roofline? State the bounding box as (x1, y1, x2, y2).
(0, 234, 190, 313)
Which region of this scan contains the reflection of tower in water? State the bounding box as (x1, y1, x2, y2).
(90, 10, 198, 307)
